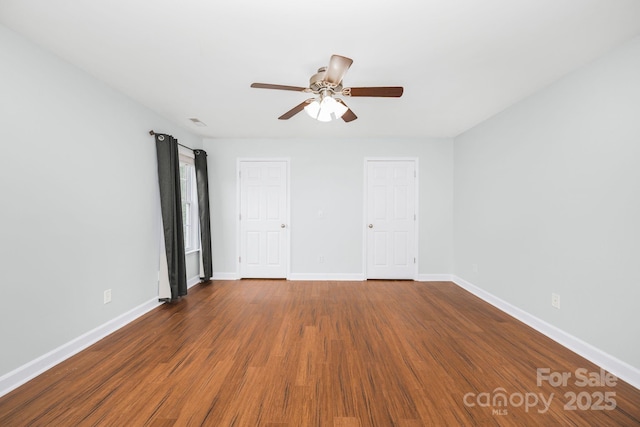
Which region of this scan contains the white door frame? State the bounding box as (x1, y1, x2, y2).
(363, 157, 419, 280)
(236, 158, 291, 279)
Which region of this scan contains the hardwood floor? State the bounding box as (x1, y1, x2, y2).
(0, 280, 638, 426)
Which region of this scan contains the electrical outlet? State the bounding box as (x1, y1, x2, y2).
(472, 263, 479, 273)
(551, 293, 560, 309)
(104, 289, 112, 304)
(319, 255, 324, 263)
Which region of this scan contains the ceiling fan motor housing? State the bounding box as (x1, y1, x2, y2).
(309, 67, 342, 93)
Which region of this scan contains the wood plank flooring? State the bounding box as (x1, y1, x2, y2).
(0, 280, 638, 426)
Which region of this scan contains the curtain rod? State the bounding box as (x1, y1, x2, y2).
(149, 130, 194, 151)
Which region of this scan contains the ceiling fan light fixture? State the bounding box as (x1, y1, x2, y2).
(316, 107, 333, 122)
(324, 96, 348, 118)
(304, 98, 334, 121)
(304, 99, 321, 119)
(304, 95, 348, 122)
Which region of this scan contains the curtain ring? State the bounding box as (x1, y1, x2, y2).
(158, 135, 165, 141)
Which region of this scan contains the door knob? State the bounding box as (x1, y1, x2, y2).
(281, 224, 286, 228)
(368, 224, 373, 228)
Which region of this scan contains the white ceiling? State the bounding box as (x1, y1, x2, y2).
(2, 0, 640, 139)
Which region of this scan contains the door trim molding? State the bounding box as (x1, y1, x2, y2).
(363, 157, 419, 280)
(236, 158, 291, 279)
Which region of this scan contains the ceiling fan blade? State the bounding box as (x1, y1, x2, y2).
(251, 83, 308, 92)
(324, 55, 353, 85)
(336, 99, 357, 122)
(278, 99, 313, 120)
(346, 86, 404, 97)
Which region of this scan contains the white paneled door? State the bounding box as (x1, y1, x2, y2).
(239, 161, 288, 278)
(366, 160, 417, 279)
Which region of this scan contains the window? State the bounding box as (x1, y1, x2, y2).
(179, 150, 199, 253)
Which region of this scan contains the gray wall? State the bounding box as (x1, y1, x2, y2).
(203, 138, 454, 277)
(0, 24, 201, 376)
(454, 36, 640, 369)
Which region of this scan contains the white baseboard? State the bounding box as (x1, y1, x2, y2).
(416, 274, 454, 282)
(211, 272, 239, 280)
(187, 275, 202, 288)
(287, 273, 366, 281)
(452, 275, 640, 390)
(0, 297, 162, 398)
(288, 273, 453, 282)
(212, 272, 366, 281)
(211, 272, 452, 282)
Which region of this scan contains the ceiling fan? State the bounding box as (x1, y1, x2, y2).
(250, 54, 403, 123)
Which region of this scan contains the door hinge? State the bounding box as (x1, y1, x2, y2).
(239, 213, 242, 220)
(414, 213, 416, 220)
(239, 171, 241, 178)
(239, 256, 241, 263)
(414, 257, 416, 264)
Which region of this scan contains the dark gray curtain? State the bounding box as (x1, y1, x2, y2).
(194, 150, 213, 280)
(155, 133, 187, 300)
